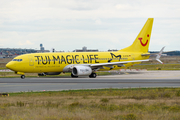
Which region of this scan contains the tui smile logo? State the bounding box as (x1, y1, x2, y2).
(138, 34, 149, 47)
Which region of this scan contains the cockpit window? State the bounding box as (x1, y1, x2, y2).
(12, 59, 23, 62)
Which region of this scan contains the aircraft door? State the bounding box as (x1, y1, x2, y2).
(131, 54, 135, 60)
(28, 55, 34, 66)
(131, 54, 135, 65)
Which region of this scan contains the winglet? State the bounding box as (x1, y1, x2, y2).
(156, 46, 165, 64)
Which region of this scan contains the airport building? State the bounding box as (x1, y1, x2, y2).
(0, 44, 50, 58)
(36, 44, 50, 53)
(40, 44, 44, 51)
(0, 48, 36, 58)
(73, 46, 98, 52)
(108, 49, 118, 52)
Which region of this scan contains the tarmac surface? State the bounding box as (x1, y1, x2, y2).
(0, 71, 180, 92)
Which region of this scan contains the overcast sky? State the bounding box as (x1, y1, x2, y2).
(0, 0, 179, 51)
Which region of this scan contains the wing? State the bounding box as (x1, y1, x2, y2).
(63, 59, 150, 72)
(90, 59, 149, 70)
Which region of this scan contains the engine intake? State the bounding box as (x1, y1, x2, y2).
(72, 66, 92, 76)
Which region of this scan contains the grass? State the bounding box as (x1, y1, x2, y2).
(1, 88, 180, 119)
(0, 67, 6, 70)
(129, 63, 180, 70)
(0, 72, 38, 78)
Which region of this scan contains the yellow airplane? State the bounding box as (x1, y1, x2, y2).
(6, 18, 164, 79)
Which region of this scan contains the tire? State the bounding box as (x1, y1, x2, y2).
(89, 73, 96, 78)
(21, 75, 25, 79)
(92, 73, 97, 78)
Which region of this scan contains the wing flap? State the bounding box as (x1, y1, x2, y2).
(90, 59, 149, 68)
(64, 59, 149, 72)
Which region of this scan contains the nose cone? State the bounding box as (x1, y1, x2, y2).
(6, 61, 15, 71)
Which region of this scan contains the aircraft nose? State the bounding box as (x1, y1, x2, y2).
(6, 62, 14, 70)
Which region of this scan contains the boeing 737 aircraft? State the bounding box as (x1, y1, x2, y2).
(6, 18, 164, 79)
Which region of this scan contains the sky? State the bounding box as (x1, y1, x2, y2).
(0, 0, 180, 52)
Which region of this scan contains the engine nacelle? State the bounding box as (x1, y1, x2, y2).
(72, 66, 92, 76)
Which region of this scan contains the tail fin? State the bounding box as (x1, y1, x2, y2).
(119, 18, 154, 53)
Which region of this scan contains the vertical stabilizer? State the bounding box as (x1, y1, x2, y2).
(119, 18, 154, 53)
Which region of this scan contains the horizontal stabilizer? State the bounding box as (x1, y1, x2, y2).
(156, 59, 163, 64)
(156, 46, 165, 59)
(156, 46, 165, 64)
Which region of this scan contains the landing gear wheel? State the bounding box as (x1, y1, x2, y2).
(21, 75, 25, 79)
(71, 73, 78, 78)
(92, 73, 97, 78)
(89, 73, 97, 78)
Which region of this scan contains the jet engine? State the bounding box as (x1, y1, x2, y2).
(72, 66, 92, 76)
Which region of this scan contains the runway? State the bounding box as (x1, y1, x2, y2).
(0, 71, 180, 92)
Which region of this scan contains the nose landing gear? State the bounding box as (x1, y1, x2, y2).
(15, 72, 25, 79)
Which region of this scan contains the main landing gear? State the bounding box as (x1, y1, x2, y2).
(71, 73, 97, 78)
(89, 73, 97, 78)
(21, 75, 25, 79)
